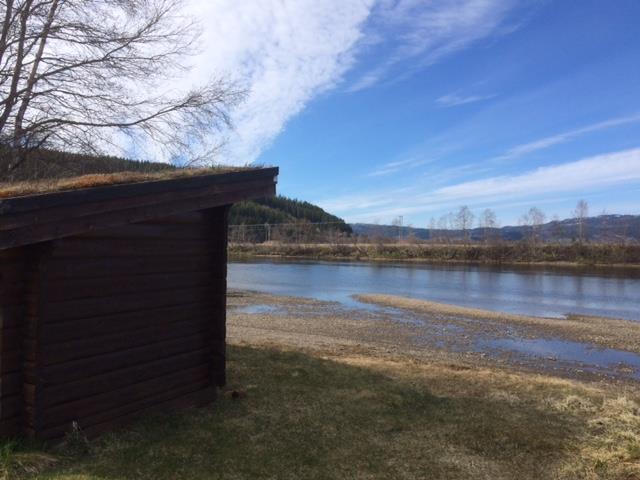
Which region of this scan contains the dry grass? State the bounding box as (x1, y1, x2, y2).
(355, 294, 640, 353)
(0, 344, 638, 479)
(229, 242, 640, 266)
(0, 167, 249, 199)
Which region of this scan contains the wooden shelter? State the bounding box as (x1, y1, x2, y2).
(0, 167, 278, 440)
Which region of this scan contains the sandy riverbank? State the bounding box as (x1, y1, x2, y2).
(354, 294, 640, 353)
(227, 290, 640, 385)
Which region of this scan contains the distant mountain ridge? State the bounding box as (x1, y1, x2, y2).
(352, 215, 640, 243)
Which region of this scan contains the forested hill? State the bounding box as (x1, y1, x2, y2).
(229, 196, 352, 234)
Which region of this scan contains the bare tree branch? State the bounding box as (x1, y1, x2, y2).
(0, 0, 244, 179)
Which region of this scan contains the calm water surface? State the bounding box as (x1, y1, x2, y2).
(228, 259, 640, 321)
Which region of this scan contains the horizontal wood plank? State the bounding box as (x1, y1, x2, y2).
(75, 221, 208, 240)
(1, 327, 20, 351)
(0, 372, 22, 397)
(40, 365, 209, 428)
(0, 394, 21, 419)
(0, 416, 21, 437)
(0, 306, 24, 329)
(36, 271, 217, 302)
(42, 349, 210, 407)
(36, 385, 215, 440)
(45, 256, 214, 279)
(34, 318, 210, 366)
(0, 349, 21, 374)
(50, 237, 213, 259)
(32, 335, 218, 385)
(28, 303, 212, 343)
(38, 286, 217, 323)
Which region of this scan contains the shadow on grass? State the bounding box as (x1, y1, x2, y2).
(11, 345, 588, 480)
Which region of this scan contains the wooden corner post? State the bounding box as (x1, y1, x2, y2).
(203, 205, 230, 388)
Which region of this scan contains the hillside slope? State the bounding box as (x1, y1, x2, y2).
(229, 197, 352, 234)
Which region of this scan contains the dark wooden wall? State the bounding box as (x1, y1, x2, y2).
(1, 205, 229, 440)
(0, 248, 28, 436)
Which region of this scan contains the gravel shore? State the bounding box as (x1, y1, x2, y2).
(227, 290, 640, 385)
(355, 294, 640, 352)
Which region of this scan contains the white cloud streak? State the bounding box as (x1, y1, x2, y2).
(367, 155, 432, 177)
(436, 92, 497, 107)
(493, 113, 640, 162)
(437, 148, 640, 200)
(184, 0, 375, 165)
(322, 148, 640, 221)
(348, 0, 519, 92)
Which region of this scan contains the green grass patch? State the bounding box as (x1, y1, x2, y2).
(2, 345, 639, 479)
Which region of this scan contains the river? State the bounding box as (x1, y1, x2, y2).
(228, 259, 640, 321)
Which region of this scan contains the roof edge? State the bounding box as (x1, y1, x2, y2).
(0, 167, 279, 215)
(0, 167, 279, 250)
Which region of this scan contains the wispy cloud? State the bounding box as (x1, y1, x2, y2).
(436, 148, 640, 201)
(348, 0, 520, 92)
(173, 1, 527, 165)
(367, 155, 432, 177)
(322, 148, 640, 221)
(436, 92, 497, 107)
(184, 0, 375, 165)
(493, 113, 640, 162)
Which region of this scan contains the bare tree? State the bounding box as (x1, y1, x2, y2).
(521, 207, 546, 244)
(405, 223, 417, 243)
(574, 199, 589, 242)
(448, 211, 456, 243)
(428, 217, 437, 242)
(598, 209, 608, 243)
(455, 205, 474, 243)
(437, 214, 449, 243)
(0, 0, 244, 178)
(391, 216, 403, 243)
(550, 214, 564, 243)
(479, 208, 498, 244)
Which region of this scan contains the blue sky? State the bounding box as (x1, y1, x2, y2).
(188, 0, 640, 227)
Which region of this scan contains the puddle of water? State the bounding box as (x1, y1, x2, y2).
(477, 337, 640, 379)
(234, 304, 283, 315)
(343, 299, 426, 326)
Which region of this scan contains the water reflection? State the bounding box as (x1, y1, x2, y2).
(477, 338, 640, 380)
(228, 259, 640, 321)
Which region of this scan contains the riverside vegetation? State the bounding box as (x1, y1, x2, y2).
(229, 241, 640, 266)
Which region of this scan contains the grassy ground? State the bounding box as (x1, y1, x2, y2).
(229, 242, 640, 266)
(2, 344, 639, 480)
